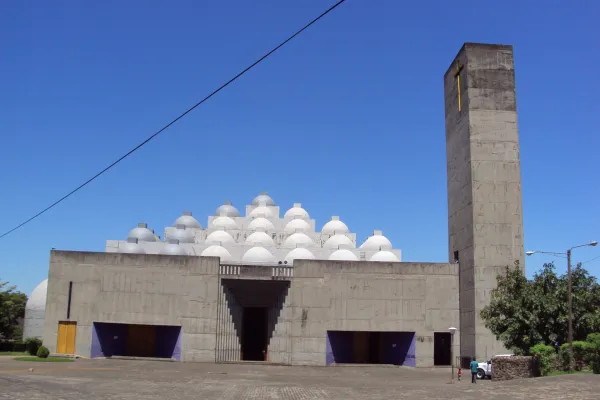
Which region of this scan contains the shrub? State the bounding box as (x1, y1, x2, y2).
(36, 346, 50, 359)
(558, 341, 592, 371)
(587, 333, 600, 374)
(24, 337, 42, 356)
(529, 344, 556, 376)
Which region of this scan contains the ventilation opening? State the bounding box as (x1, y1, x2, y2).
(453, 250, 459, 263)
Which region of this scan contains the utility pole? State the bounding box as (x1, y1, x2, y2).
(567, 249, 573, 372)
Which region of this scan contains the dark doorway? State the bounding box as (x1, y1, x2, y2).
(434, 332, 452, 365)
(241, 307, 268, 361)
(91, 322, 181, 360)
(326, 331, 416, 366)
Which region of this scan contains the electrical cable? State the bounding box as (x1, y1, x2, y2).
(0, 0, 348, 240)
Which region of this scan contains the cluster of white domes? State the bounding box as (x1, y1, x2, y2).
(112, 192, 400, 265)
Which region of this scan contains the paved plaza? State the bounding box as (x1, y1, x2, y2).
(0, 357, 598, 399)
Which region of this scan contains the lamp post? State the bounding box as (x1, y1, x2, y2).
(526, 241, 597, 371)
(449, 326, 457, 382)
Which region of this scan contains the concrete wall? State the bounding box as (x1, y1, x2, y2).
(444, 43, 525, 361)
(289, 260, 459, 367)
(43, 250, 220, 362)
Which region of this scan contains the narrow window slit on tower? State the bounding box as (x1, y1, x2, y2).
(67, 281, 73, 319)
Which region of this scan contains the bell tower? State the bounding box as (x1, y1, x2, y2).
(444, 43, 525, 361)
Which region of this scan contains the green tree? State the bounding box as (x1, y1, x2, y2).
(480, 262, 600, 355)
(0, 279, 28, 340)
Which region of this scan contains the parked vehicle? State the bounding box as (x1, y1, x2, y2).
(477, 354, 513, 379)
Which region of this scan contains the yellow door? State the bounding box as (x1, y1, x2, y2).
(56, 321, 77, 354)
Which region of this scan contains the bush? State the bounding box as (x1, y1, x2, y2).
(529, 344, 556, 376)
(587, 333, 600, 374)
(558, 341, 592, 371)
(36, 346, 50, 358)
(24, 337, 42, 356)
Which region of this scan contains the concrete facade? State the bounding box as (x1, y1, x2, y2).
(444, 43, 525, 361)
(43, 250, 458, 367)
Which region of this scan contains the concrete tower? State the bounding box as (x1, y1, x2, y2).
(444, 43, 525, 362)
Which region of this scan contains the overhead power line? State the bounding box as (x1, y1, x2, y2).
(0, 0, 348, 240)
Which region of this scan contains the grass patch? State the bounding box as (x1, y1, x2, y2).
(548, 369, 592, 376)
(0, 352, 28, 356)
(13, 356, 74, 362)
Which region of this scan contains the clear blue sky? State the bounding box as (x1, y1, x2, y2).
(1, 0, 598, 295)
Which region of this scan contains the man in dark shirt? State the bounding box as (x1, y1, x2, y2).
(469, 357, 479, 383)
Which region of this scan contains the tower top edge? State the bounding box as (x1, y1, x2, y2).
(443, 42, 514, 79)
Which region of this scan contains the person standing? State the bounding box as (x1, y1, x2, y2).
(469, 357, 478, 383)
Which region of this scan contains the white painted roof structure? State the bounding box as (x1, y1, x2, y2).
(106, 192, 401, 265)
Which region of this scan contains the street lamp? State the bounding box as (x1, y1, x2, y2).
(526, 241, 597, 371)
(449, 326, 457, 382)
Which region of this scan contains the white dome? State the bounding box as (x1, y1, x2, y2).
(324, 234, 355, 249)
(205, 230, 235, 245)
(249, 206, 274, 218)
(322, 217, 349, 234)
(242, 246, 275, 264)
(329, 249, 358, 261)
(127, 223, 157, 242)
(120, 241, 147, 254)
(246, 231, 275, 246)
(284, 219, 311, 234)
(173, 212, 201, 229)
(215, 202, 240, 217)
(201, 245, 232, 261)
(169, 226, 195, 244)
(160, 241, 188, 256)
(360, 231, 393, 250)
(284, 248, 315, 265)
(369, 250, 400, 262)
(284, 232, 314, 248)
(212, 216, 237, 230)
(26, 279, 48, 312)
(284, 203, 309, 219)
(252, 192, 275, 206)
(248, 217, 275, 231)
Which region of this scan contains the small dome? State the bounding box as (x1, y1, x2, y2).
(322, 216, 349, 234)
(249, 206, 274, 218)
(160, 240, 188, 256)
(173, 211, 201, 229)
(369, 250, 400, 262)
(360, 230, 393, 250)
(205, 230, 235, 245)
(127, 223, 157, 242)
(284, 248, 315, 265)
(215, 201, 240, 217)
(252, 192, 275, 206)
(329, 249, 358, 261)
(26, 279, 48, 312)
(201, 245, 232, 261)
(246, 231, 275, 246)
(120, 240, 147, 254)
(324, 234, 355, 249)
(284, 219, 311, 234)
(284, 232, 314, 248)
(211, 216, 237, 230)
(248, 217, 275, 231)
(169, 226, 195, 244)
(242, 246, 275, 264)
(284, 203, 309, 219)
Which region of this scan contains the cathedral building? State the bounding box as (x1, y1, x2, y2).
(29, 42, 524, 367)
